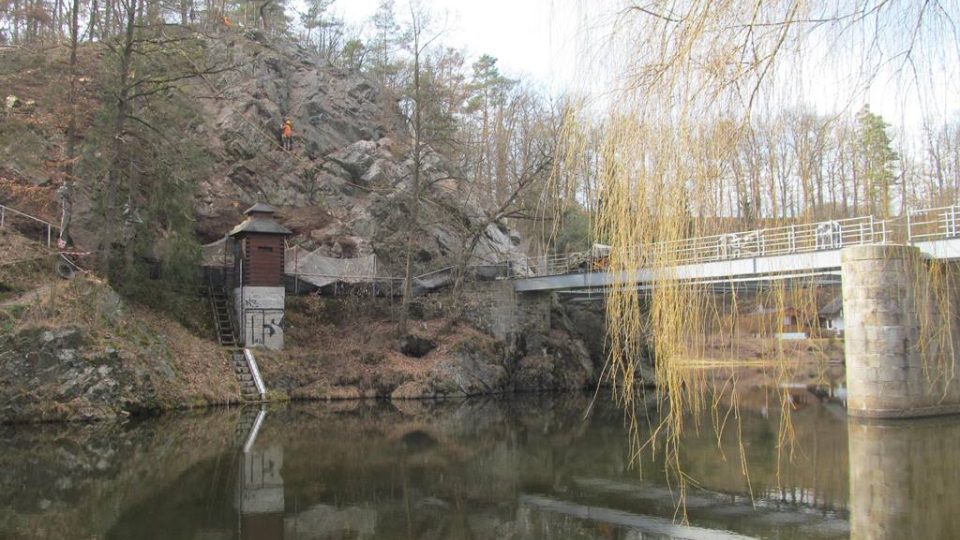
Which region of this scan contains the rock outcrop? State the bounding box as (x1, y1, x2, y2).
(0, 279, 239, 423)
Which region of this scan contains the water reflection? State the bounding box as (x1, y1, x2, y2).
(0, 390, 958, 539)
(237, 409, 284, 538)
(849, 416, 960, 539)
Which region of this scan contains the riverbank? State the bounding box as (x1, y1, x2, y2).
(0, 249, 607, 422)
(1, 230, 841, 424)
(254, 292, 604, 401)
(0, 278, 846, 424)
(0, 275, 241, 422)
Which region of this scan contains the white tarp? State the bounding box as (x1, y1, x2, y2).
(202, 239, 377, 288)
(285, 246, 377, 288)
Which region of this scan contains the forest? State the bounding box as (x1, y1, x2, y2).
(4, 0, 959, 246)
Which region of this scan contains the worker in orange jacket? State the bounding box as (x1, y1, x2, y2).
(281, 118, 293, 150)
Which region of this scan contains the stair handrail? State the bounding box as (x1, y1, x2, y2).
(0, 203, 60, 247)
(243, 348, 267, 398)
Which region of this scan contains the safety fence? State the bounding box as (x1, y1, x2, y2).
(906, 204, 960, 242)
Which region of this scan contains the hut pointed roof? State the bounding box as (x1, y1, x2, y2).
(244, 202, 276, 216)
(229, 202, 292, 237)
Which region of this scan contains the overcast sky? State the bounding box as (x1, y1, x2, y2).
(324, 0, 958, 141)
(332, 0, 580, 94)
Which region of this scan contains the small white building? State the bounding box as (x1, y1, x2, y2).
(819, 296, 844, 336)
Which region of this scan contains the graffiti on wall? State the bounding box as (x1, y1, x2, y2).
(235, 286, 285, 349)
(246, 309, 285, 347)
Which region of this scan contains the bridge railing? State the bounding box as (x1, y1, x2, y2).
(907, 204, 960, 242)
(515, 215, 889, 278)
(518, 252, 592, 277)
(651, 215, 885, 265)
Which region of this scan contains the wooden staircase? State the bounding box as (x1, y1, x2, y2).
(207, 286, 238, 348)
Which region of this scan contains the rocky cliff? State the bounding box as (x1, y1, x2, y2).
(1, 30, 522, 272)
(155, 30, 521, 271)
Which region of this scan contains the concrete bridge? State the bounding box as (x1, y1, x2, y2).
(503, 205, 960, 420)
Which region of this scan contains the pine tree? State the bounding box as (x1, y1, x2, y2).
(856, 105, 899, 217)
(367, 0, 404, 90)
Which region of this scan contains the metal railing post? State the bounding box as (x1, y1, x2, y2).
(0, 206, 5, 228)
(47, 225, 51, 247)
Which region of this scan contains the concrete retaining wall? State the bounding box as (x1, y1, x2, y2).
(234, 286, 285, 350)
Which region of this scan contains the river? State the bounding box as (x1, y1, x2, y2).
(0, 388, 958, 539)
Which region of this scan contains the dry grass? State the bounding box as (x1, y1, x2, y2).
(1, 222, 239, 418)
(7, 275, 238, 402)
(257, 293, 500, 400)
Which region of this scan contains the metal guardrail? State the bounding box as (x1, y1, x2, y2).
(514, 204, 960, 279)
(907, 204, 960, 242)
(0, 203, 59, 248)
(7, 200, 960, 284)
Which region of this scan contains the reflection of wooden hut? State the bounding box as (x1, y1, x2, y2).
(818, 296, 844, 336)
(236, 446, 285, 539)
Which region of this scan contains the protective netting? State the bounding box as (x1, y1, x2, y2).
(284, 246, 377, 288)
(200, 237, 234, 267)
(202, 238, 377, 288)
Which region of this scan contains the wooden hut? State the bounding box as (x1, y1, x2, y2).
(229, 202, 291, 349)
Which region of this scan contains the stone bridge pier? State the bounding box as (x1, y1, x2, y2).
(841, 245, 960, 418)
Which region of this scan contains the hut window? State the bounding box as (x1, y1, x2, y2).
(258, 246, 274, 252)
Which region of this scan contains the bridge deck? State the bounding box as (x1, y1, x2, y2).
(513, 205, 960, 293)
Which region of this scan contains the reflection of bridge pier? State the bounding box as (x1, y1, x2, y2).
(848, 417, 960, 539)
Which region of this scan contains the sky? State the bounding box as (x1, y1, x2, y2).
(330, 0, 581, 95)
(322, 0, 959, 141)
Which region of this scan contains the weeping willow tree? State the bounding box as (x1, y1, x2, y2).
(553, 0, 960, 514)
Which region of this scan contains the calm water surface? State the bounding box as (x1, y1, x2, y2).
(1, 390, 959, 539)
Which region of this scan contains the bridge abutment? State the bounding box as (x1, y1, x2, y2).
(841, 244, 960, 418)
(461, 281, 552, 345)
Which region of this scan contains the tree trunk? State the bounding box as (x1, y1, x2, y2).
(64, 0, 80, 218)
(99, 0, 139, 277)
(399, 24, 423, 336)
(88, 0, 98, 41)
